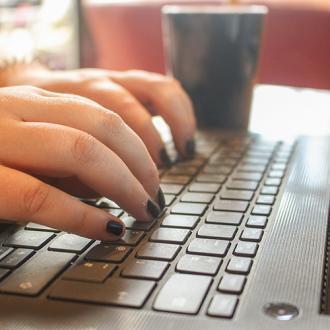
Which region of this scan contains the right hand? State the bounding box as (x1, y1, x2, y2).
(0, 86, 163, 240)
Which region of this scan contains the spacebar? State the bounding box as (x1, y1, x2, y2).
(153, 273, 212, 314)
(0, 251, 75, 296)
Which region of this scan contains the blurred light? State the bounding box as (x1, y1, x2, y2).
(249, 85, 330, 139)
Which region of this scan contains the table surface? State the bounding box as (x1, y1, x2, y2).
(249, 84, 330, 138)
(155, 84, 330, 141)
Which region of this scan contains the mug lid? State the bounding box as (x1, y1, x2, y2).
(162, 5, 268, 15)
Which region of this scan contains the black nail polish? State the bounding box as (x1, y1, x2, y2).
(106, 220, 124, 236)
(185, 139, 195, 156)
(147, 199, 161, 218)
(158, 188, 166, 210)
(160, 148, 172, 166)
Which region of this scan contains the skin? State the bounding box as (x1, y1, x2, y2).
(0, 66, 196, 240)
(2, 65, 196, 165)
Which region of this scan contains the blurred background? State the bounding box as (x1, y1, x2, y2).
(0, 0, 329, 90)
(0, 0, 82, 68)
(0, 0, 329, 137)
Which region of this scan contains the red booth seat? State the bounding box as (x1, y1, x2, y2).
(83, 0, 330, 90)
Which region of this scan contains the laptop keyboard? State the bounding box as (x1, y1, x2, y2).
(0, 132, 294, 318)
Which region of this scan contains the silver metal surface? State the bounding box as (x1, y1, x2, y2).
(0, 134, 329, 329)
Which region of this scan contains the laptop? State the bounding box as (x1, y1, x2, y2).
(0, 128, 329, 329)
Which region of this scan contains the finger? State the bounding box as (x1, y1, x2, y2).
(2, 86, 160, 200)
(0, 164, 125, 240)
(0, 120, 161, 221)
(66, 79, 172, 167)
(38, 176, 99, 199)
(109, 70, 197, 156)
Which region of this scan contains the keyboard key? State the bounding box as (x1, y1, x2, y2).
(161, 175, 190, 185)
(96, 198, 120, 209)
(160, 184, 184, 195)
(242, 158, 268, 165)
(162, 215, 199, 229)
(274, 157, 289, 164)
(222, 151, 242, 159)
(220, 190, 254, 201)
(150, 228, 190, 244)
(240, 228, 263, 242)
(203, 165, 232, 175)
(85, 244, 132, 263)
(237, 164, 266, 172)
(25, 223, 60, 233)
(227, 257, 252, 274)
(187, 238, 230, 257)
(232, 172, 262, 181)
(198, 224, 237, 240)
(0, 248, 34, 269)
(273, 153, 289, 163)
(207, 294, 238, 318)
(121, 259, 169, 280)
(176, 254, 222, 275)
(50, 278, 155, 308)
(196, 174, 226, 184)
(256, 195, 275, 205)
(214, 200, 249, 212)
(108, 209, 123, 217)
(81, 198, 98, 206)
(48, 234, 92, 253)
(0, 251, 75, 296)
(218, 274, 246, 293)
(181, 192, 214, 204)
(176, 158, 204, 167)
(120, 214, 156, 231)
(276, 150, 291, 158)
(226, 180, 258, 191)
(206, 211, 243, 225)
(189, 183, 221, 193)
(209, 157, 236, 166)
(265, 178, 281, 186)
(245, 151, 272, 158)
(246, 215, 268, 228)
(136, 242, 180, 261)
(268, 170, 285, 178)
(234, 242, 258, 257)
(261, 186, 278, 195)
(167, 166, 197, 176)
(272, 163, 286, 171)
(171, 203, 207, 216)
(251, 205, 272, 216)
(164, 194, 176, 206)
(0, 268, 10, 281)
(0, 247, 14, 261)
(63, 261, 116, 283)
(4, 230, 55, 249)
(110, 230, 145, 246)
(153, 274, 212, 314)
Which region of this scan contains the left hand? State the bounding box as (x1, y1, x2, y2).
(6, 67, 196, 166)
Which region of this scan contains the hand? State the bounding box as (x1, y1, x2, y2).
(0, 86, 163, 240)
(2, 65, 196, 165)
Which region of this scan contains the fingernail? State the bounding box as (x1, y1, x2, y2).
(158, 188, 166, 210)
(160, 148, 172, 167)
(147, 199, 161, 218)
(185, 139, 195, 156)
(106, 220, 124, 236)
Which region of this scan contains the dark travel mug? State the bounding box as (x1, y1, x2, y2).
(162, 5, 267, 129)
